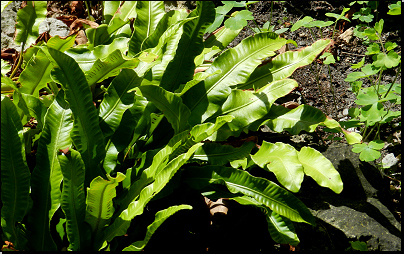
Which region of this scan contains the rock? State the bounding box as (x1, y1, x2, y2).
(1, 1, 22, 50)
(381, 153, 399, 169)
(1, 3, 70, 52)
(39, 18, 70, 38)
(164, 1, 196, 12)
(295, 142, 401, 251)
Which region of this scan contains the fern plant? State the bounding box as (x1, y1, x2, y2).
(1, 1, 362, 251)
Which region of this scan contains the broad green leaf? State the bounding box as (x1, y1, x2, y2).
(262, 105, 362, 145)
(58, 149, 90, 251)
(85, 173, 125, 239)
(347, 62, 383, 81)
(128, 1, 166, 55)
(19, 93, 47, 129)
(298, 147, 343, 194)
(352, 142, 383, 162)
(133, 17, 197, 77)
(139, 85, 191, 134)
(374, 19, 383, 34)
(351, 57, 365, 69)
(85, 49, 140, 87)
(212, 79, 298, 129)
(122, 205, 192, 251)
(368, 139, 385, 150)
(205, 2, 234, 33)
(263, 207, 300, 246)
(325, 8, 351, 22)
(184, 32, 287, 125)
(290, 16, 313, 32)
(387, 1, 401, 15)
(182, 165, 315, 224)
(170, 115, 234, 159)
(14, 1, 47, 48)
(203, 26, 241, 61)
(65, 37, 130, 73)
(1, 75, 18, 94)
(1, 96, 30, 250)
(240, 39, 331, 90)
(48, 48, 105, 187)
(1, 59, 11, 75)
(360, 103, 386, 125)
(18, 35, 76, 98)
(99, 69, 142, 139)
(159, 1, 216, 92)
(372, 51, 401, 69)
(350, 241, 369, 251)
(192, 141, 255, 166)
(224, 10, 254, 30)
(364, 27, 378, 40)
(29, 91, 72, 251)
(251, 141, 304, 193)
(56, 218, 66, 243)
(86, 24, 110, 49)
(305, 20, 334, 28)
(204, 25, 242, 51)
(18, 50, 55, 97)
(355, 90, 379, 105)
(365, 43, 380, 55)
(137, 9, 187, 52)
(109, 1, 138, 37)
(264, 104, 327, 134)
(385, 41, 398, 52)
(103, 1, 121, 24)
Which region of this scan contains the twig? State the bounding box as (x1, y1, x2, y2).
(340, 51, 366, 57)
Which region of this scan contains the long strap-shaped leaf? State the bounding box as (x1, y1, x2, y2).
(182, 165, 315, 225)
(298, 147, 343, 194)
(208, 79, 298, 128)
(263, 206, 300, 246)
(262, 104, 362, 144)
(48, 48, 106, 187)
(98, 69, 143, 139)
(1, 96, 31, 250)
(85, 173, 125, 241)
(122, 205, 192, 251)
(239, 39, 332, 90)
(65, 37, 130, 73)
(85, 49, 139, 87)
(159, 1, 216, 92)
(231, 195, 300, 246)
(19, 36, 76, 97)
(139, 85, 191, 134)
(109, 1, 138, 38)
(133, 16, 197, 77)
(192, 141, 255, 166)
(251, 141, 304, 193)
(29, 91, 73, 251)
(14, 1, 47, 48)
(183, 32, 287, 125)
(128, 1, 166, 55)
(101, 143, 203, 243)
(58, 149, 91, 251)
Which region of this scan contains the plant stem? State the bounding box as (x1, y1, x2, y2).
(327, 64, 338, 118)
(309, 63, 329, 115)
(384, 63, 401, 98)
(9, 42, 25, 79)
(363, 123, 378, 142)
